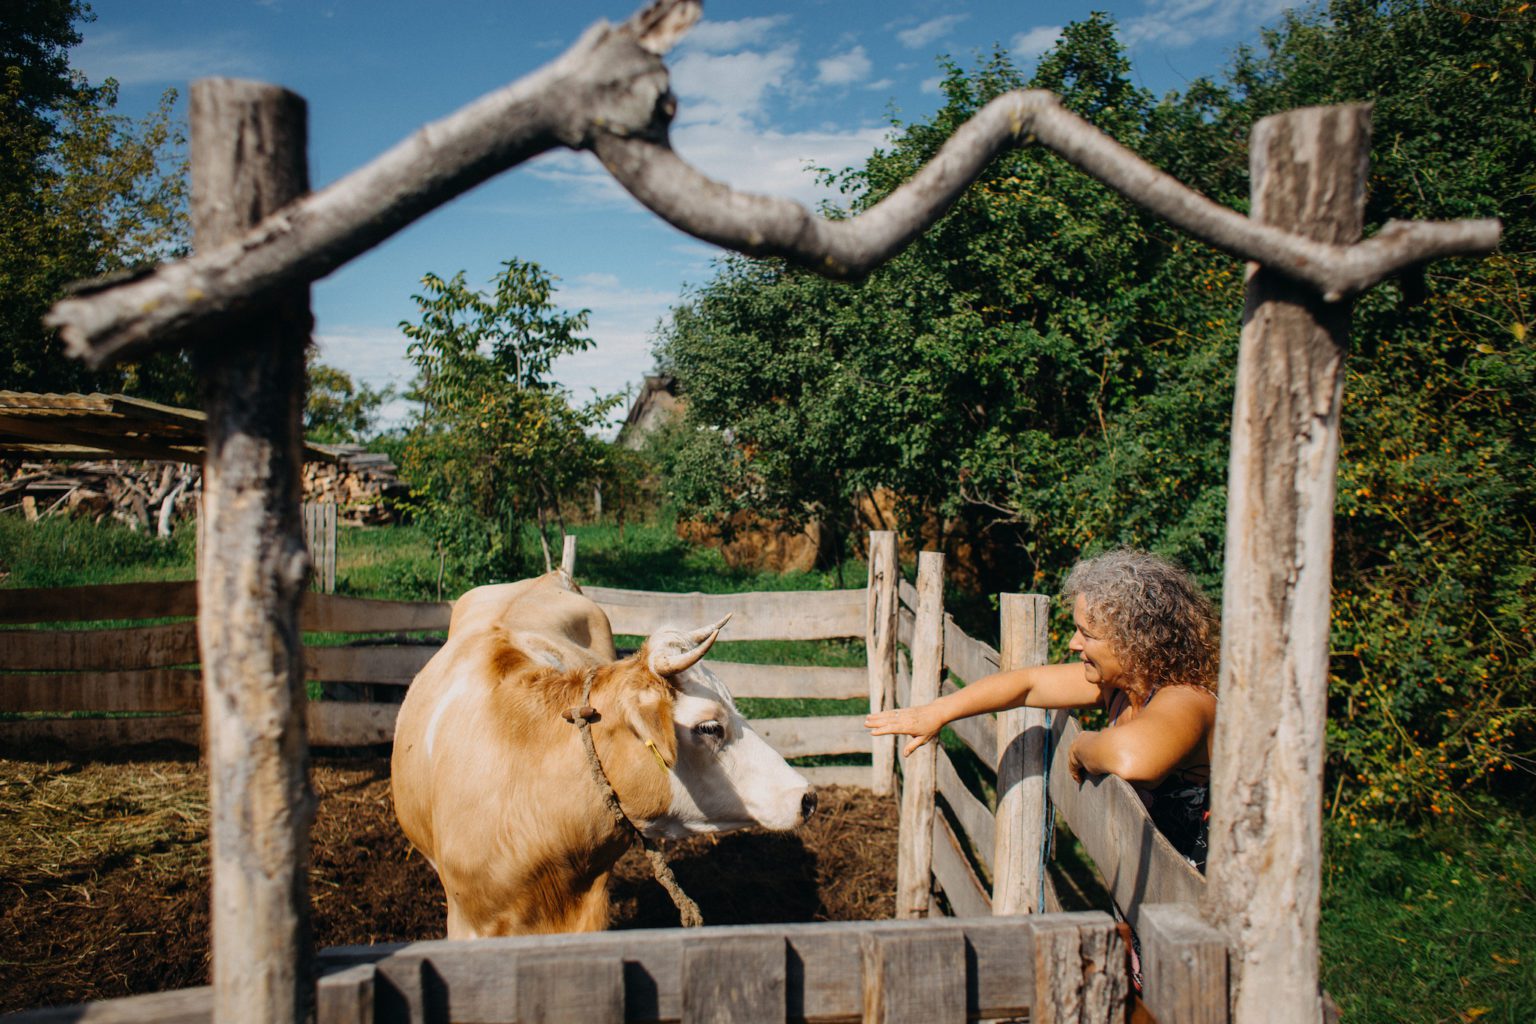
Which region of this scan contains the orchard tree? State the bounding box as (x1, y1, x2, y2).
(1, 0, 190, 398)
(304, 358, 392, 444)
(399, 259, 620, 587)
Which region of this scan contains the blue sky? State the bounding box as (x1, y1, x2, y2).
(72, 0, 1303, 430)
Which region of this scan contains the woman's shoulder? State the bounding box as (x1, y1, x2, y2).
(1146, 683, 1218, 719)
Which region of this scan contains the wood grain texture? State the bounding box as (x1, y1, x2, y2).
(587, 586, 866, 641)
(0, 668, 201, 712)
(516, 955, 625, 1023)
(0, 713, 202, 751)
(303, 645, 437, 686)
(702, 661, 866, 700)
(1138, 904, 1229, 1024)
(896, 551, 945, 919)
(930, 813, 992, 919)
(866, 531, 900, 796)
(191, 78, 316, 1024)
(1, 623, 200, 671)
(993, 593, 1052, 915)
(0, 579, 197, 624)
(861, 926, 968, 1024)
(1205, 105, 1368, 1024)
(751, 715, 869, 759)
(301, 593, 451, 633)
(936, 747, 995, 873)
(316, 964, 376, 1024)
(681, 933, 785, 1024)
(942, 616, 999, 686)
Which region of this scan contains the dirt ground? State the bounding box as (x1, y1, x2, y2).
(0, 751, 898, 1015)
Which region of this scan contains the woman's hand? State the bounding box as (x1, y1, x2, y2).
(865, 704, 946, 757)
(1067, 731, 1089, 783)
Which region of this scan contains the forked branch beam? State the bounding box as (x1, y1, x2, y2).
(46, 0, 1500, 369)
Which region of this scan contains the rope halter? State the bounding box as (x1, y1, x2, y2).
(562, 668, 703, 928)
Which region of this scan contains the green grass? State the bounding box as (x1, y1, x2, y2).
(0, 514, 196, 588)
(1321, 813, 1535, 1023)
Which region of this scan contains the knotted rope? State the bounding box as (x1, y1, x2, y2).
(563, 669, 703, 928)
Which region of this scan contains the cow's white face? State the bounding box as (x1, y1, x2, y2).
(638, 628, 813, 840)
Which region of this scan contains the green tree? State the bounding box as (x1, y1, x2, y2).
(304, 358, 391, 444)
(1, 0, 190, 399)
(398, 259, 621, 588)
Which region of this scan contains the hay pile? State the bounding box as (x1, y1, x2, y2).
(0, 754, 897, 1014)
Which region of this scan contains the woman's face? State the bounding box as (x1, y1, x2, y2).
(1070, 595, 1126, 688)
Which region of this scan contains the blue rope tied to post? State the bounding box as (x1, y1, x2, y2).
(1037, 710, 1056, 914)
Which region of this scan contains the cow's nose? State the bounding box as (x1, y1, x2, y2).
(801, 789, 818, 821)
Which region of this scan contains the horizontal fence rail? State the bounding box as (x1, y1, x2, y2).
(0, 577, 876, 774)
(7, 914, 1132, 1024)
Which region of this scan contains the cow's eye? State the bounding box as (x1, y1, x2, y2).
(693, 720, 724, 740)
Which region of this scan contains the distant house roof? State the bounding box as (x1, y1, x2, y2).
(618, 375, 683, 450)
(0, 391, 346, 464)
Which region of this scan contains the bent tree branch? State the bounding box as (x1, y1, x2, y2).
(46, 0, 1500, 369)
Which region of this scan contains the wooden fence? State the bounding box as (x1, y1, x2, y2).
(2, 532, 1227, 1021)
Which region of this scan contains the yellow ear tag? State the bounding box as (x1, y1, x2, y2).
(645, 739, 671, 772)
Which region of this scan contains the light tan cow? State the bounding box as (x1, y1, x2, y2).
(391, 571, 815, 938)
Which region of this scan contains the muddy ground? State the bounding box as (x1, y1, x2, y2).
(0, 752, 898, 1014)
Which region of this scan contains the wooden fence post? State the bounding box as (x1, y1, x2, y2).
(896, 550, 945, 918)
(866, 531, 899, 796)
(303, 501, 336, 593)
(561, 533, 578, 578)
(993, 592, 1051, 914)
(1203, 104, 1368, 1023)
(192, 78, 316, 1024)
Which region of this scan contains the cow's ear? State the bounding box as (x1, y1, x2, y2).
(620, 684, 677, 767)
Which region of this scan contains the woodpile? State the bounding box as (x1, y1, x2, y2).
(1, 459, 199, 536)
(1, 447, 407, 532)
(299, 446, 408, 526)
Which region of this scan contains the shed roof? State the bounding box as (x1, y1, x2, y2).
(0, 391, 345, 464)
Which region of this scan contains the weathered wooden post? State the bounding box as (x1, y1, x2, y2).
(992, 592, 1052, 914)
(561, 533, 578, 578)
(192, 78, 316, 1024)
(1203, 104, 1368, 1023)
(865, 531, 900, 796)
(895, 550, 944, 918)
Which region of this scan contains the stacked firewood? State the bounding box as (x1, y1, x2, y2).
(300, 447, 408, 526)
(2, 449, 408, 531)
(1, 460, 200, 536)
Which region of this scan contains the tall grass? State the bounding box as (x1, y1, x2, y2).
(0, 514, 195, 588)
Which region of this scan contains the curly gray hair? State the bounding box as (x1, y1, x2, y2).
(1062, 548, 1220, 697)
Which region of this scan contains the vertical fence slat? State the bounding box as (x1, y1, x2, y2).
(895, 550, 944, 919)
(682, 933, 786, 1024)
(561, 533, 577, 578)
(316, 964, 376, 1024)
(191, 77, 315, 1024)
(866, 531, 899, 796)
(993, 592, 1051, 915)
(1139, 904, 1230, 1024)
(516, 956, 624, 1023)
(861, 927, 967, 1024)
(1204, 103, 1367, 1024)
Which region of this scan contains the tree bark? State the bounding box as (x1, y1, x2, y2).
(1203, 104, 1368, 1024)
(191, 78, 316, 1024)
(992, 593, 1051, 915)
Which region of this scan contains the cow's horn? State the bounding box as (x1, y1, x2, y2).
(650, 616, 729, 677)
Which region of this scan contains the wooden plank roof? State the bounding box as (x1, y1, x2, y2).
(0, 392, 343, 464)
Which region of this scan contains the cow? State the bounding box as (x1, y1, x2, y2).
(390, 570, 816, 938)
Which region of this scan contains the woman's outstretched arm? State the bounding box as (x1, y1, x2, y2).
(865, 662, 1100, 756)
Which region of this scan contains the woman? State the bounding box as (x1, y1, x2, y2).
(864, 547, 1219, 869)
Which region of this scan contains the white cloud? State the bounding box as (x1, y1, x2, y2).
(72, 29, 266, 87)
(311, 325, 416, 430)
(1012, 25, 1063, 61)
(670, 120, 890, 208)
(895, 15, 968, 50)
(817, 45, 872, 87)
(671, 45, 799, 128)
(683, 15, 790, 53)
(921, 76, 944, 95)
(1122, 0, 1300, 47)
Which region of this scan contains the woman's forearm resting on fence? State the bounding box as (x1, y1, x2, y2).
(865, 662, 1098, 755)
(1066, 685, 1215, 784)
